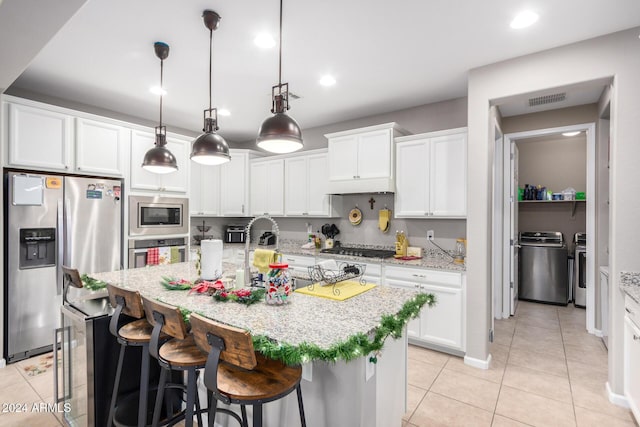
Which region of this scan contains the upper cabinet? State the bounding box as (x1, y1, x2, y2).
(6, 101, 73, 172)
(190, 161, 221, 216)
(220, 150, 252, 216)
(284, 150, 340, 217)
(130, 129, 189, 194)
(75, 117, 127, 176)
(325, 123, 408, 194)
(250, 158, 284, 216)
(395, 128, 467, 218)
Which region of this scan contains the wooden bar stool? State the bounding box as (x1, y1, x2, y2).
(106, 283, 157, 427)
(141, 297, 207, 427)
(190, 313, 307, 427)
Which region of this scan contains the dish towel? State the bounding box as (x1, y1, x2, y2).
(253, 249, 278, 274)
(146, 247, 159, 266)
(170, 247, 181, 264)
(158, 247, 171, 265)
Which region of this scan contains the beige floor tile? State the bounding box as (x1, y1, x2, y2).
(0, 366, 26, 390)
(27, 370, 55, 401)
(507, 347, 568, 378)
(561, 331, 607, 350)
(566, 358, 608, 390)
(491, 414, 532, 426)
(510, 335, 566, 359)
(564, 343, 608, 366)
(571, 383, 635, 423)
(494, 319, 517, 335)
(502, 364, 572, 403)
(407, 358, 442, 389)
(0, 377, 41, 406)
(407, 344, 450, 368)
(574, 406, 637, 427)
(495, 385, 576, 427)
(516, 315, 561, 331)
(430, 368, 501, 411)
(493, 330, 514, 347)
(409, 392, 493, 427)
(0, 406, 62, 427)
(404, 384, 427, 421)
(445, 356, 506, 384)
(489, 343, 511, 363)
(514, 322, 563, 338)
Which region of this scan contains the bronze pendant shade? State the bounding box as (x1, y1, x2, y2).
(142, 42, 178, 174)
(190, 10, 231, 166)
(256, 0, 303, 153)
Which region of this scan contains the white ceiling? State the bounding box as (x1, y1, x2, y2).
(8, 0, 640, 142)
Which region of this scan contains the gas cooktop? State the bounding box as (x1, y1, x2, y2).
(320, 247, 396, 258)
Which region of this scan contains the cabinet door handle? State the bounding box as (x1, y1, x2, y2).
(626, 308, 634, 315)
(412, 274, 426, 278)
(634, 335, 640, 341)
(242, 204, 245, 214)
(65, 165, 69, 170)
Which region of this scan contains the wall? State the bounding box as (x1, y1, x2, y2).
(467, 27, 640, 396)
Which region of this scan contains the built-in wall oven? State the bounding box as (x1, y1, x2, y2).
(128, 237, 187, 268)
(129, 195, 189, 236)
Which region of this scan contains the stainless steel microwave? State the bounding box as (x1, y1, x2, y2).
(129, 195, 189, 236)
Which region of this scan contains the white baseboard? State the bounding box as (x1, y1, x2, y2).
(464, 353, 492, 370)
(593, 328, 603, 338)
(0, 359, 6, 369)
(606, 381, 629, 408)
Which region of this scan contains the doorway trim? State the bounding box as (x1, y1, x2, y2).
(497, 122, 596, 332)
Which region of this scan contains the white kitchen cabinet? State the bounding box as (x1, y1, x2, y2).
(624, 295, 640, 422)
(360, 262, 382, 285)
(130, 129, 189, 194)
(190, 161, 221, 216)
(325, 123, 407, 193)
(395, 128, 467, 218)
(75, 117, 127, 176)
(250, 158, 284, 216)
(6, 101, 73, 171)
(280, 254, 316, 278)
(284, 151, 340, 217)
(385, 265, 465, 353)
(220, 150, 250, 216)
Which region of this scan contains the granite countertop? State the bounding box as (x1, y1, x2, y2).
(91, 261, 422, 351)
(222, 240, 466, 273)
(620, 271, 640, 304)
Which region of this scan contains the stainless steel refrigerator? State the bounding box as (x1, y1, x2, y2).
(3, 171, 122, 363)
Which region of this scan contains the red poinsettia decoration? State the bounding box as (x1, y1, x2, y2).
(189, 279, 225, 295)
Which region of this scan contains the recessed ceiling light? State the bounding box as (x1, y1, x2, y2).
(319, 74, 336, 87)
(254, 33, 276, 48)
(149, 86, 166, 96)
(510, 10, 539, 29)
(218, 108, 231, 117)
(562, 131, 581, 137)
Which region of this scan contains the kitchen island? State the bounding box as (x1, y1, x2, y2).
(92, 261, 428, 427)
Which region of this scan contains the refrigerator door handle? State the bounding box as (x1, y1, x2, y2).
(64, 198, 72, 266)
(53, 326, 63, 403)
(57, 200, 64, 295)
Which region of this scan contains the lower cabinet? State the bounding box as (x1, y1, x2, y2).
(280, 254, 316, 278)
(624, 295, 640, 422)
(385, 266, 465, 353)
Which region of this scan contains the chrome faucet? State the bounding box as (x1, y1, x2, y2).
(243, 215, 280, 286)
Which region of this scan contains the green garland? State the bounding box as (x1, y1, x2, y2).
(253, 292, 435, 365)
(82, 274, 107, 291)
(170, 292, 435, 364)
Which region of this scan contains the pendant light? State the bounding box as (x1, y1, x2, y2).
(142, 42, 178, 174)
(256, 0, 303, 154)
(190, 10, 231, 166)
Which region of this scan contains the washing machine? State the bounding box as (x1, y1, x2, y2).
(519, 231, 569, 305)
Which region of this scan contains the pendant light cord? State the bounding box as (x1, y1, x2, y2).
(159, 58, 164, 129)
(209, 27, 213, 110)
(278, 0, 283, 92)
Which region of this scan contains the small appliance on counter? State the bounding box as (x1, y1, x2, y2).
(395, 230, 408, 258)
(225, 225, 245, 243)
(259, 231, 276, 246)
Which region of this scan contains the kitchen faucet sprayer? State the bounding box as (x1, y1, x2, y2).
(243, 215, 280, 286)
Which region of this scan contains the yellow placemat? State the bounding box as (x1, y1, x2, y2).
(295, 280, 376, 301)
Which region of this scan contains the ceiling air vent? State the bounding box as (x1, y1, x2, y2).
(528, 92, 566, 107)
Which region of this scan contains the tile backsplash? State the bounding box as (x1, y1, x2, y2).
(190, 194, 466, 250)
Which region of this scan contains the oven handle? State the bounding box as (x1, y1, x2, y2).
(130, 245, 186, 254)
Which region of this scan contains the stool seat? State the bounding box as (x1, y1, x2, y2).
(218, 353, 302, 402)
(159, 335, 207, 368)
(119, 318, 154, 343)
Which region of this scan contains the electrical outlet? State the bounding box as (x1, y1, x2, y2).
(427, 230, 435, 241)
